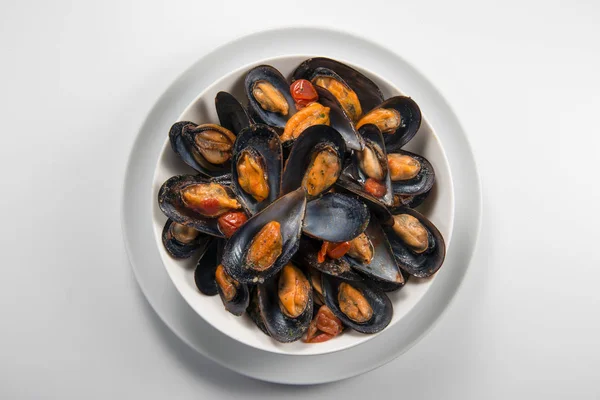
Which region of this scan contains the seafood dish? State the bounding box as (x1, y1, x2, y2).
(157, 57, 445, 344)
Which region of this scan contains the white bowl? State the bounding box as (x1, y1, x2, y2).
(151, 55, 454, 356)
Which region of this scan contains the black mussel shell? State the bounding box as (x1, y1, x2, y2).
(349, 124, 393, 206)
(194, 238, 219, 296)
(169, 122, 234, 177)
(222, 188, 307, 284)
(336, 173, 393, 225)
(322, 274, 392, 334)
(281, 125, 346, 197)
(303, 192, 370, 242)
(390, 189, 432, 210)
(257, 265, 313, 342)
(293, 57, 384, 114)
(293, 237, 362, 281)
(360, 96, 422, 152)
(161, 219, 211, 259)
(344, 214, 403, 285)
(158, 175, 241, 238)
(245, 65, 297, 128)
(231, 124, 282, 216)
(383, 207, 446, 278)
(247, 288, 271, 336)
(369, 276, 406, 292)
(314, 86, 363, 151)
(218, 275, 250, 317)
(389, 150, 435, 196)
(215, 91, 252, 135)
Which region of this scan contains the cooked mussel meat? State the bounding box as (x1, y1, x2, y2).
(237, 148, 270, 202)
(358, 141, 386, 181)
(302, 144, 341, 196)
(187, 124, 236, 165)
(388, 150, 435, 196)
(246, 221, 283, 272)
(215, 264, 249, 316)
(245, 65, 296, 128)
(312, 72, 362, 123)
(253, 80, 289, 115)
(347, 233, 373, 265)
(388, 154, 421, 180)
(281, 102, 330, 142)
(162, 219, 210, 259)
(392, 214, 429, 254)
(181, 182, 241, 217)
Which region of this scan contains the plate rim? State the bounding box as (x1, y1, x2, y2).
(121, 25, 482, 384)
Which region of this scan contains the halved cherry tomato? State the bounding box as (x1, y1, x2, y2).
(217, 211, 248, 238)
(317, 241, 351, 263)
(290, 79, 318, 109)
(305, 305, 343, 343)
(364, 178, 387, 198)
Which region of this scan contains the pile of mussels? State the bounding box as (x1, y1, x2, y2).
(158, 57, 446, 344)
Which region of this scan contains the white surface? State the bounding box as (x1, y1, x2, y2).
(150, 51, 457, 356)
(1, 0, 599, 398)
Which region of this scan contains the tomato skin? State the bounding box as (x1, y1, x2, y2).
(317, 241, 350, 262)
(217, 211, 248, 238)
(305, 305, 343, 343)
(364, 178, 387, 198)
(290, 79, 318, 108)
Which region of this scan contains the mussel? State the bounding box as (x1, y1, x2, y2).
(281, 125, 346, 198)
(314, 86, 363, 151)
(215, 264, 250, 316)
(194, 238, 219, 296)
(169, 122, 236, 177)
(231, 124, 282, 215)
(280, 102, 331, 143)
(383, 207, 446, 278)
(245, 65, 296, 128)
(334, 178, 393, 225)
(293, 57, 384, 116)
(162, 219, 211, 259)
(356, 96, 422, 152)
(322, 274, 392, 334)
(257, 263, 313, 342)
(215, 91, 253, 135)
(303, 192, 370, 243)
(346, 124, 393, 206)
(388, 150, 435, 196)
(343, 215, 404, 287)
(390, 189, 432, 210)
(158, 175, 242, 238)
(222, 188, 306, 284)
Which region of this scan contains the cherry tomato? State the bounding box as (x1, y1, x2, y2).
(364, 178, 387, 198)
(317, 241, 329, 263)
(290, 79, 318, 108)
(217, 211, 248, 238)
(317, 241, 351, 263)
(305, 306, 343, 343)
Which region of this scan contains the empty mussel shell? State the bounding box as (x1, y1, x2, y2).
(281, 125, 346, 198)
(344, 214, 404, 286)
(158, 175, 243, 238)
(162, 219, 211, 259)
(293, 57, 384, 115)
(257, 263, 313, 342)
(231, 124, 282, 216)
(388, 150, 435, 196)
(215, 91, 253, 135)
(356, 96, 422, 152)
(303, 192, 370, 243)
(322, 274, 392, 334)
(194, 238, 219, 296)
(383, 207, 446, 278)
(222, 188, 307, 284)
(293, 236, 362, 281)
(245, 65, 297, 129)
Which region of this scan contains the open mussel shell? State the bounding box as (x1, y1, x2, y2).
(389, 150, 435, 196)
(194, 238, 219, 296)
(303, 192, 370, 242)
(314, 86, 363, 151)
(158, 175, 237, 238)
(293, 57, 384, 114)
(322, 274, 392, 334)
(217, 274, 250, 316)
(363, 96, 422, 152)
(383, 207, 446, 278)
(222, 188, 307, 284)
(334, 178, 393, 225)
(169, 122, 234, 177)
(245, 65, 297, 129)
(161, 219, 211, 259)
(293, 236, 362, 281)
(247, 288, 271, 336)
(281, 125, 346, 197)
(215, 91, 252, 135)
(231, 124, 282, 216)
(391, 189, 432, 210)
(349, 124, 393, 206)
(344, 215, 404, 286)
(257, 265, 314, 342)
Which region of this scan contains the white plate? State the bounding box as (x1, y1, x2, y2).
(152, 55, 454, 355)
(122, 27, 481, 384)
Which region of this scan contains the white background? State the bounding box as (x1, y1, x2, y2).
(1, 0, 599, 398)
